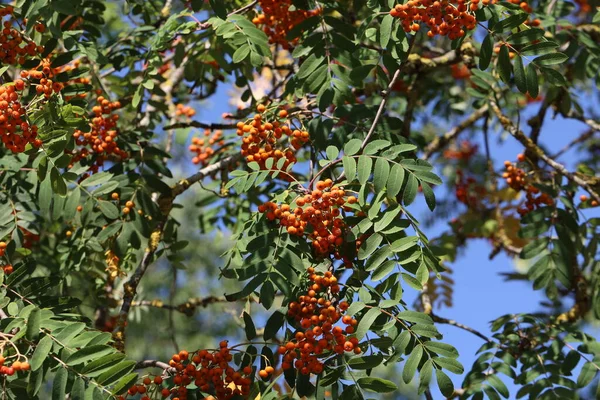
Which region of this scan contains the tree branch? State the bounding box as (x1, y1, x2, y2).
(163, 121, 239, 131)
(490, 99, 600, 204)
(563, 111, 600, 132)
(431, 313, 494, 343)
(360, 68, 403, 149)
(135, 360, 175, 373)
(552, 129, 596, 159)
(400, 41, 476, 75)
(131, 295, 251, 316)
(423, 105, 489, 160)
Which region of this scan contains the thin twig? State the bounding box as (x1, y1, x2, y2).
(423, 105, 489, 160)
(431, 313, 493, 343)
(163, 121, 239, 130)
(360, 68, 403, 149)
(563, 111, 600, 132)
(552, 129, 596, 159)
(135, 359, 176, 373)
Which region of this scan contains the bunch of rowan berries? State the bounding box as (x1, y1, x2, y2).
(518, 185, 554, 216)
(0, 355, 30, 376)
(0, 82, 41, 153)
(147, 346, 254, 400)
(1, 264, 13, 275)
(258, 179, 358, 258)
(20, 58, 64, 98)
(0, 6, 45, 65)
(503, 155, 554, 216)
(116, 374, 164, 400)
(238, 105, 309, 172)
(175, 103, 196, 118)
(70, 96, 127, 176)
(450, 63, 471, 80)
(494, 43, 517, 59)
(189, 129, 225, 166)
(252, 0, 321, 49)
(389, 0, 494, 39)
(19, 226, 40, 249)
(503, 158, 528, 192)
(444, 140, 477, 160)
(574, 0, 591, 13)
(278, 267, 359, 375)
(579, 195, 599, 208)
(507, 0, 533, 13)
(510, 0, 541, 27)
(455, 170, 486, 208)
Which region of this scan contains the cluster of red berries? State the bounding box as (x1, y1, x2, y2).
(0, 355, 30, 375)
(238, 106, 309, 171)
(189, 130, 225, 166)
(117, 375, 164, 400)
(175, 103, 196, 118)
(389, 0, 493, 39)
(507, 0, 533, 13)
(575, 0, 591, 13)
(1, 264, 13, 275)
(252, 0, 321, 49)
(579, 195, 599, 208)
(0, 6, 45, 66)
(19, 226, 39, 249)
(109, 192, 138, 216)
(0, 83, 41, 153)
(503, 155, 554, 216)
(508, 0, 542, 27)
(444, 140, 477, 160)
(494, 43, 517, 59)
(503, 157, 528, 192)
(455, 170, 486, 208)
(0, 241, 6, 258)
(161, 346, 253, 400)
(70, 96, 127, 176)
(20, 58, 64, 98)
(279, 268, 359, 375)
(450, 63, 471, 80)
(258, 179, 358, 258)
(518, 186, 554, 216)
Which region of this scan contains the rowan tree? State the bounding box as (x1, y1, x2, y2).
(0, 0, 599, 399)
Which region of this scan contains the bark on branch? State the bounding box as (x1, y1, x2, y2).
(490, 100, 600, 204)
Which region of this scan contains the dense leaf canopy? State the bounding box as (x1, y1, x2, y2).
(0, 0, 599, 399)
